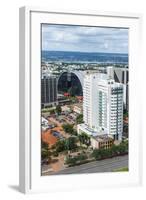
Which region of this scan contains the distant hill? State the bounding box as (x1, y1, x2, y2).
(42, 50, 128, 64)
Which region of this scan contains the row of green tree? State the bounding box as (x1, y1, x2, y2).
(65, 153, 88, 166)
(92, 140, 128, 160)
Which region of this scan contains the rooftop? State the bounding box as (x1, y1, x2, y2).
(41, 130, 58, 147)
(93, 134, 114, 142)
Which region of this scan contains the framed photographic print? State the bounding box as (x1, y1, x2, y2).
(19, 7, 142, 193)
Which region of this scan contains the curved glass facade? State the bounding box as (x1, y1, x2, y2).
(58, 72, 83, 96)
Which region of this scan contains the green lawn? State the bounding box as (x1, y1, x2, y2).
(113, 167, 128, 172)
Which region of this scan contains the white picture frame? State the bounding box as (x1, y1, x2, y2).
(19, 6, 143, 194)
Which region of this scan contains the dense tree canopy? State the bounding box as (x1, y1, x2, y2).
(76, 114, 83, 124)
(62, 124, 74, 134)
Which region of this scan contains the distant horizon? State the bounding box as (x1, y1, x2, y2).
(41, 50, 128, 55)
(41, 50, 128, 64)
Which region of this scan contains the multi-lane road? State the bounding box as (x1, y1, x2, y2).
(52, 155, 128, 175)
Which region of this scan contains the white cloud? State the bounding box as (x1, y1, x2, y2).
(104, 42, 109, 49)
(42, 24, 128, 53)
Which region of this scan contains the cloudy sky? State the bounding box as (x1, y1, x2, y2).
(42, 24, 128, 54)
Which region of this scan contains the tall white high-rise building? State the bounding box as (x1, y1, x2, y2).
(81, 72, 123, 140)
(83, 73, 99, 130)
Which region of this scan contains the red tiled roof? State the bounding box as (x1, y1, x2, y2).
(64, 92, 70, 97)
(41, 130, 58, 147)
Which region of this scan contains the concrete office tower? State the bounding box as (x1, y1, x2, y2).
(107, 66, 129, 110)
(113, 67, 129, 84)
(107, 66, 114, 79)
(82, 73, 123, 140)
(41, 73, 58, 108)
(113, 67, 128, 111)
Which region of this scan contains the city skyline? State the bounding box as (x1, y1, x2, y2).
(42, 24, 128, 54)
(41, 24, 129, 175)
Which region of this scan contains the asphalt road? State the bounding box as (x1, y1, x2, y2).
(52, 155, 128, 175)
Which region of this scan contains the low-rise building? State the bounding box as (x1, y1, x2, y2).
(73, 104, 83, 114)
(90, 135, 114, 149)
(61, 105, 71, 113)
(77, 123, 98, 136)
(41, 117, 49, 131)
(41, 117, 48, 126)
